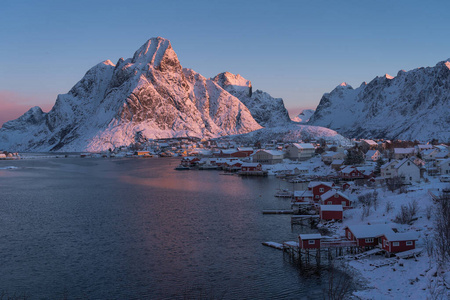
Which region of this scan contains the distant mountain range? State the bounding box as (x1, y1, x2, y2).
(308, 61, 450, 142)
(0, 37, 347, 152)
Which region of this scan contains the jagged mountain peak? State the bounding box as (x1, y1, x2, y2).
(309, 58, 450, 141)
(130, 37, 181, 72)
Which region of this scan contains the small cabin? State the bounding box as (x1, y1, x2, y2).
(345, 224, 394, 248)
(320, 205, 343, 221)
(241, 163, 262, 172)
(299, 234, 322, 249)
(380, 232, 418, 253)
(308, 182, 334, 201)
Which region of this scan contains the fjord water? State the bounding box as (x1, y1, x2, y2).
(0, 157, 324, 299)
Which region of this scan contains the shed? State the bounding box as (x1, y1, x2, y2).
(320, 205, 343, 221)
(299, 234, 322, 249)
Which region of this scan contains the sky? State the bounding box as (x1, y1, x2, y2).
(1, 0, 450, 126)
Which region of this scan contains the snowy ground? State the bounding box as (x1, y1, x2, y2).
(263, 157, 450, 298)
(327, 176, 449, 299)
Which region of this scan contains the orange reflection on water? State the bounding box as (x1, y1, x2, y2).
(119, 174, 214, 192)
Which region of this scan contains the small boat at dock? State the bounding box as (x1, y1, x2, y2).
(174, 164, 190, 170)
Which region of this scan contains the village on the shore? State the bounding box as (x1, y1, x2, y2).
(2, 137, 450, 298)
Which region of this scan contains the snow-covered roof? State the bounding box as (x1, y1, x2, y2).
(236, 147, 253, 151)
(241, 162, 260, 167)
(394, 148, 415, 154)
(365, 150, 378, 157)
(321, 190, 350, 201)
(259, 149, 284, 156)
(380, 160, 398, 170)
(383, 232, 418, 241)
(394, 158, 419, 170)
(346, 224, 394, 239)
(299, 234, 322, 240)
(308, 181, 334, 188)
(322, 151, 339, 158)
(340, 166, 360, 174)
(292, 143, 315, 149)
(294, 190, 313, 197)
(422, 148, 437, 155)
(361, 139, 378, 146)
(417, 144, 433, 150)
(320, 205, 343, 211)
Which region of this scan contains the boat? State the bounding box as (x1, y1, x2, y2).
(274, 189, 293, 198)
(174, 164, 190, 170)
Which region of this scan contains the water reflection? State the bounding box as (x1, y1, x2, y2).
(0, 158, 335, 299)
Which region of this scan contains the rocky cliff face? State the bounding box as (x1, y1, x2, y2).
(308, 61, 450, 142)
(0, 38, 264, 151)
(211, 72, 292, 127)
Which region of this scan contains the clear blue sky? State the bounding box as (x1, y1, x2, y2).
(1, 0, 450, 125)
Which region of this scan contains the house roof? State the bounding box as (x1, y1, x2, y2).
(320, 205, 343, 212)
(346, 224, 394, 239)
(292, 143, 315, 150)
(383, 232, 419, 241)
(380, 160, 398, 170)
(308, 181, 334, 188)
(362, 139, 378, 146)
(340, 166, 360, 174)
(241, 163, 261, 167)
(294, 190, 313, 197)
(237, 147, 254, 151)
(394, 158, 420, 170)
(365, 150, 379, 157)
(321, 190, 350, 201)
(299, 234, 322, 240)
(394, 148, 415, 154)
(257, 149, 284, 156)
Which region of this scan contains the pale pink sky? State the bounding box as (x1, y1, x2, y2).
(0, 91, 53, 127)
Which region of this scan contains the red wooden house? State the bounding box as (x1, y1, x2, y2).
(345, 224, 393, 249)
(241, 163, 262, 172)
(339, 166, 365, 180)
(320, 190, 352, 208)
(308, 182, 334, 202)
(299, 234, 322, 249)
(293, 190, 313, 203)
(181, 156, 201, 166)
(320, 205, 343, 221)
(380, 232, 418, 253)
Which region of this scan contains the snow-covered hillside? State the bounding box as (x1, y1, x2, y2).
(291, 109, 315, 123)
(228, 123, 351, 146)
(211, 72, 292, 127)
(308, 61, 450, 142)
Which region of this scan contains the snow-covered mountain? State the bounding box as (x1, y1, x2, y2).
(308, 61, 450, 142)
(211, 72, 291, 126)
(0, 37, 267, 152)
(291, 109, 315, 123)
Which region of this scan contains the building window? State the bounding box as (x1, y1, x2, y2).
(348, 232, 351, 239)
(315, 195, 319, 199)
(335, 194, 339, 198)
(406, 241, 413, 246)
(365, 238, 374, 243)
(393, 242, 399, 247)
(342, 201, 346, 206)
(319, 188, 324, 192)
(308, 240, 315, 244)
(328, 201, 332, 205)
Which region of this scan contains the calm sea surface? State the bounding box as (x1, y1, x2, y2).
(0, 157, 330, 299)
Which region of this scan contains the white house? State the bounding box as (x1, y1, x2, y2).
(252, 150, 284, 164)
(285, 143, 315, 161)
(439, 158, 450, 175)
(381, 158, 420, 183)
(421, 148, 440, 161)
